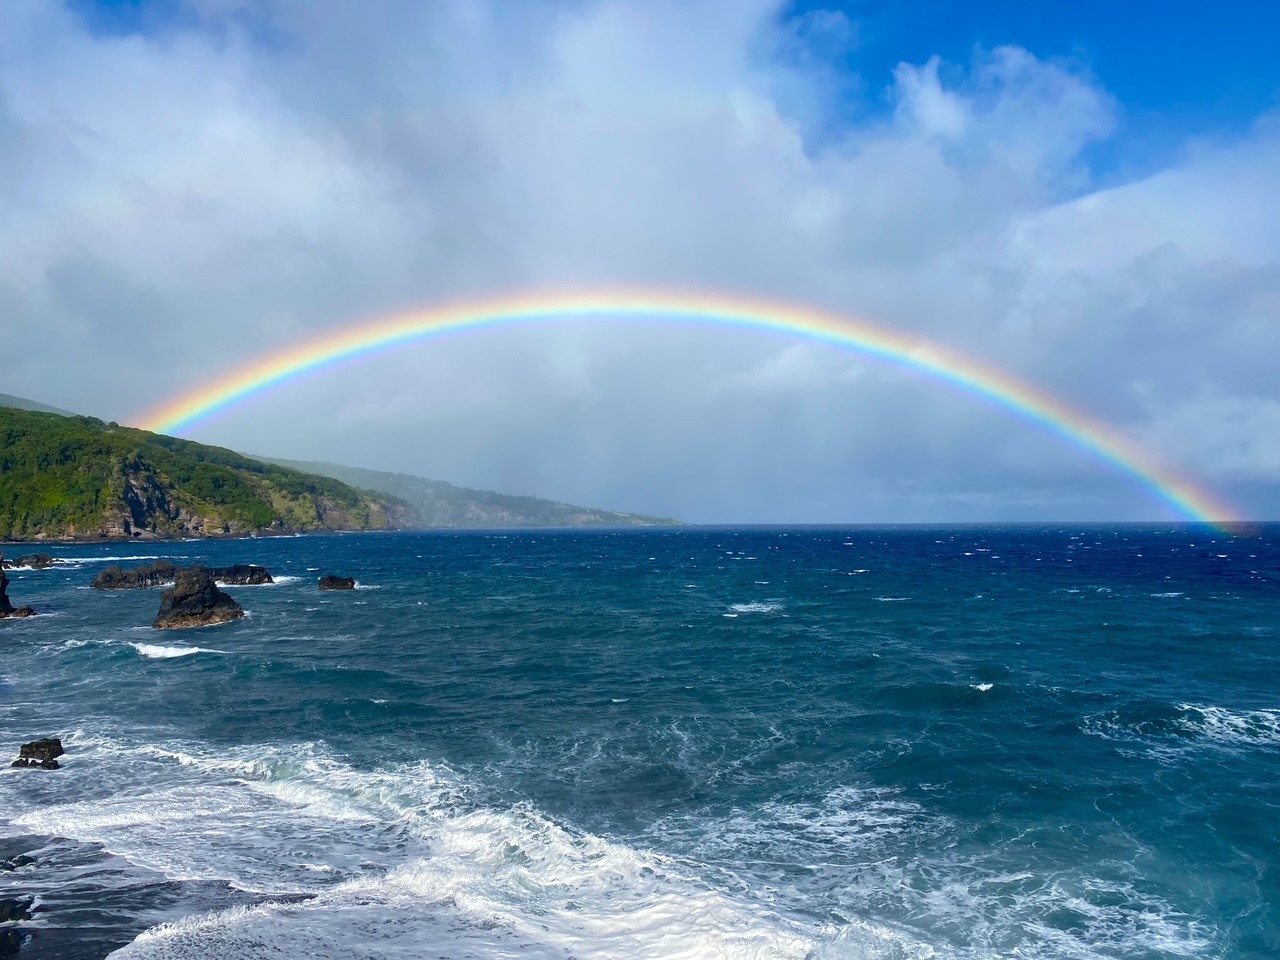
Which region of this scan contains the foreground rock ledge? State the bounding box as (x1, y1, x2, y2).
(319, 574, 356, 591)
(0, 556, 36, 619)
(153, 566, 244, 629)
(10, 737, 63, 770)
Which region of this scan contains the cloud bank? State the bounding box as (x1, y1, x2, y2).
(1, 0, 1277, 521)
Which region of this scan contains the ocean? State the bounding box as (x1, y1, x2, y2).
(0, 525, 1276, 959)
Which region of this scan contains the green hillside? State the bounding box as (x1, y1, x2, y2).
(257, 457, 681, 528)
(0, 408, 419, 540)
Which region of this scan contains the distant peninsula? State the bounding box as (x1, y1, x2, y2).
(253, 457, 682, 528)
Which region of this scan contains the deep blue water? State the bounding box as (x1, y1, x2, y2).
(0, 525, 1277, 959)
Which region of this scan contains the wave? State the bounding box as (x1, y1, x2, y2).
(728, 602, 782, 614)
(1083, 702, 1280, 750)
(1177, 704, 1280, 746)
(130, 643, 220, 659)
(215, 575, 302, 587)
(15, 737, 818, 960)
(53, 555, 178, 564)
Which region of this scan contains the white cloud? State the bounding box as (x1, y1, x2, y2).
(1, 0, 1276, 520)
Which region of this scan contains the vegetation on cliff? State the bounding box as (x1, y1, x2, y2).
(0, 408, 418, 540)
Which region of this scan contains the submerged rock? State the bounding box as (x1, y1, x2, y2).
(0, 557, 36, 619)
(318, 574, 356, 591)
(153, 566, 244, 629)
(10, 737, 63, 770)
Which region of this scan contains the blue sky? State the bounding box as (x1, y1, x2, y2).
(777, 0, 1280, 179)
(78, 1, 1280, 134)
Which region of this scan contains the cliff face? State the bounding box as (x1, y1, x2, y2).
(0, 408, 420, 541)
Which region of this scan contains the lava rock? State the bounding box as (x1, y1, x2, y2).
(153, 566, 244, 629)
(0, 898, 32, 923)
(93, 560, 273, 589)
(91, 559, 179, 589)
(318, 574, 356, 591)
(0, 928, 21, 957)
(0, 557, 36, 619)
(10, 737, 63, 770)
(1, 553, 53, 570)
(210, 564, 273, 585)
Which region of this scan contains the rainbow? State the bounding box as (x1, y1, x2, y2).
(135, 289, 1237, 525)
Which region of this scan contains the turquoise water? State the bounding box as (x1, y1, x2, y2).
(0, 525, 1276, 958)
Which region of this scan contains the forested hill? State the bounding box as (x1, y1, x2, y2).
(257, 457, 681, 528)
(0, 408, 419, 540)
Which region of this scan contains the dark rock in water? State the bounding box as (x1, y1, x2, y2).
(93, 560, 272, 589)
(1, 553, 53, 570)
(92, 559, 179, 589)
(10, 737, 63, 770)
(0, 898, 32, 923)
(0, 855, 36, 871)
(0, 928, 21, 957)
(0, 557, 36, 619)
(153, 566, 244, 629)
(210, 564, 273, 585)
(318, 574, 356, 591)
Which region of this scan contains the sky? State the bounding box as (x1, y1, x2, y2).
(2, 0, 1278, 523)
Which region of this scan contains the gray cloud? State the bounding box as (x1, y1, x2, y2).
(1, 1, 1277, 521)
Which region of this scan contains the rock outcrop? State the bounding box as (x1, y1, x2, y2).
(93, 560, 272, 589)
(153, 566, 244, 629)
(10, 737, 63, 770)
(318, 574, 356, 591)
(0, 897, 32, 922)
(0, 553, 53, 570)
(211, 564, 273, 585)
(92, 559, 179, 589)
(0, 557, 36, 619)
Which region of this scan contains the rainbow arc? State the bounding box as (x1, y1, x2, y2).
(134, 289, 1237, 526)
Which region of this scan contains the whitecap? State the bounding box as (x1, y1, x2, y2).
(131, 643, 219, 659)
(728, 602, 782, 614)
(1178, 704, 1280, 746)
(874, 596, 911, 602)
(970, 683, 994, 692)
